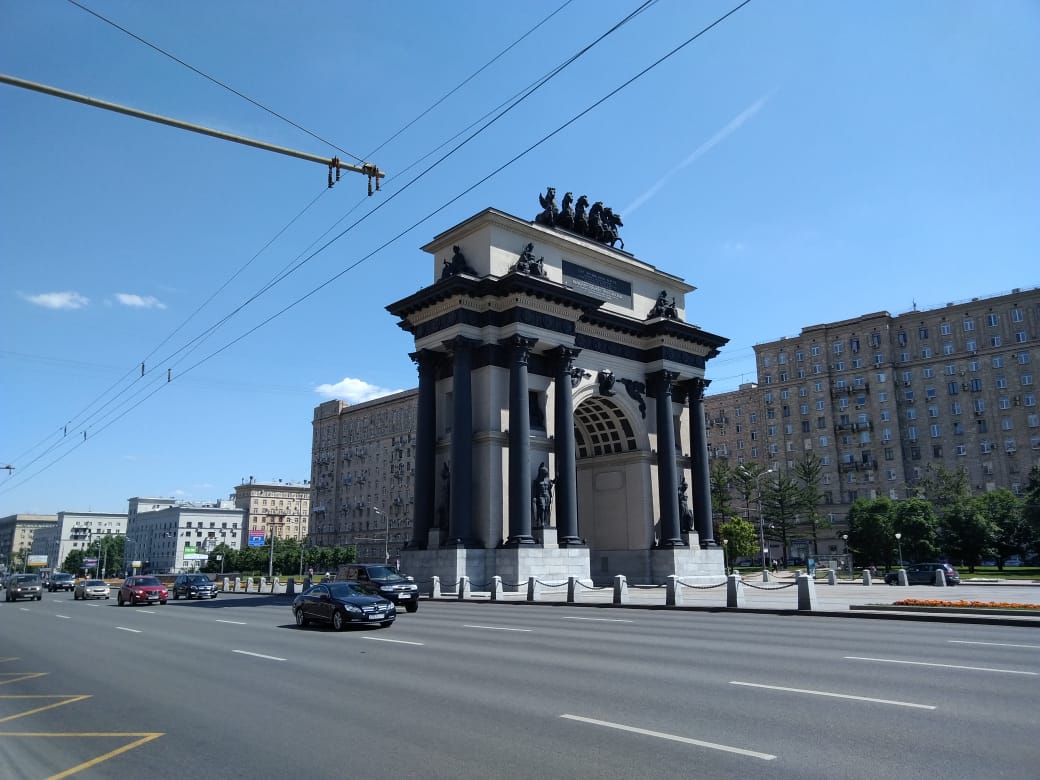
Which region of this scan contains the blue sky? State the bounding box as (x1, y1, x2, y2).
(2, 0, 1037, 516)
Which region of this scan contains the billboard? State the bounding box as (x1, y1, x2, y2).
(28, 555, 48, 567)
(248, 530, 266, 547)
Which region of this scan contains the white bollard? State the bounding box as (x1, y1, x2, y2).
(431, 575, 441, 599)
(797, 572, 819, 611)
(613, 574, 629, 604)
(827, 568, 837, 586)
(935, 569, 946, 586)
(666, 575, 683, 606)
(726, 573, 745, 608)
(457, 576, 470, 600)
(862, 569, 872, 586)
(897, 568, 908, 586)
(527, 576, 540, 602)
(222, 576, 230, 592)
(491, 575, 502, 601)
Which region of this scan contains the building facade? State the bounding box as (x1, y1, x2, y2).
(126, 497, 245, 574)
(704, 287, 1039, 561)
(310, 392, 418, 564)
(0, 513, 57, 573)
(233, 480, 311, 546)
(30, 511, 127, 572)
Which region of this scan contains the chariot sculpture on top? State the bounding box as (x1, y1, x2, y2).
(535, 187, 624, 250)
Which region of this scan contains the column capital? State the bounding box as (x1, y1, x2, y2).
(548, 345, 581, 365)
(683, 376, 711, 401)
(499, 334, 538, 352)
(409, 349, 441, 369)
(442, 335, 481, 353)
(647, 369, 680, 396)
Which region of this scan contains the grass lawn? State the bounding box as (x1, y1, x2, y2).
(958, 566, 1040, 581)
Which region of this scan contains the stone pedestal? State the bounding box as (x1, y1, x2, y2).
(400, 542, 591, 593)
(649, 544, 725, 583)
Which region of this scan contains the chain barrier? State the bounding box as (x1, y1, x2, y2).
(574, 580, 609, 590)
(629, 583, 666, 590)
(676, 579, 728, 590)
(533, 579, 567, 589)
(742, 580, 798, 591)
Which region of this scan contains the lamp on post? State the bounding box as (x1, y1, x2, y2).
(373, 507, 388, 564)
(842, 533, 851, 579)
(722, 538, 729, 574)
(895, 532, 903, 568)
(753, 468, 774, 580)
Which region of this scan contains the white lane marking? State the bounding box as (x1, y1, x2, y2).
(362, 636, 425, 646)
(949, 640, 1040, 649)
(216, 619, 248, 625)
(137, 609, 157, 614)
(116, 627, 141, 633)
(561, 616, 634, 623)
(730, 681, 935, 710)
(19, 608, 31, 612)
(845, 656, 1037, 676)
(55, 615, 71, 619)
(232, 650, 286, 661)
(560, 714, 775, 760)
(463, 624, 532, 632)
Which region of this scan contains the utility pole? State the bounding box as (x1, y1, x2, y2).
(1, 74, 385, 193)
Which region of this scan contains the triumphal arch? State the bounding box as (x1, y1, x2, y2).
(389, 189, 728, 586)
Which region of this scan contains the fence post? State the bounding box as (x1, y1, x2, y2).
(527, 576, 540, 602)
(457, 576, 470, 600)
(566, 576, 578, 603)
(827, 568, 837, 586)
(862, 569, 872, 586)
(491, 575, 502, 601)
(797, 572, 818, 611)
(727, 573, 745, 608)
(612, 574, 629, 604)
(666, 575, 683, 606)
(431, 575, 441, 599)
(286, 578, 296, 596)
(897, 568, 908, 586)
(935, 568, 947, 586)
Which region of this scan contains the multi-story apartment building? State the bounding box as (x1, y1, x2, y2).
(30, 511, 127, 572)
(233, 479, 310, 544)
(704, 287, 1039, 560)
(126, 497, 244, 574)
(310, 391, 417, 564)
(0, 513, 57, 572)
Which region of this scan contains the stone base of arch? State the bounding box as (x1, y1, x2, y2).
(586, 544, 725, 586)
(399, 545, 592, 593)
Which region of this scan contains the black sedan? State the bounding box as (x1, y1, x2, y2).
(292, 582, 396, 631)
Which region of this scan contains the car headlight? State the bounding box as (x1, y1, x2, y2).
(344, 604, 363, 615)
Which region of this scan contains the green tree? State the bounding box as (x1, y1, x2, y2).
(847, 497, 895, 569)
(1020, 466, 1040, 559)
(719, 515, 758, 568)
(944, 499, 998, 572)
(975, 489, 1026, 569)
(61, 548, 86, 575)
(760, 471, 802, 562)
(792, 452, 829, 557)
(709, 462, 734, 519)
(891, 498, 939, 563)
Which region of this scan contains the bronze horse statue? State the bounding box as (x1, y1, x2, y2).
(535, 187, 558, 226)
(557, 192, 575, 230)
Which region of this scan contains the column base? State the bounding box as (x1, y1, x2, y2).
(503, 536, 537, 547)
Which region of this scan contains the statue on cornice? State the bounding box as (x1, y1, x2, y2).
(440, 245, 477, 279)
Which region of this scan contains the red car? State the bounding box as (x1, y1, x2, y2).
(118, 575, 168, 606)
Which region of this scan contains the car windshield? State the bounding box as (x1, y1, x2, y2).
(134, 577, 161, 586)
(84, 580, 105, 587)
(363, 565, 407, 581)
(187, 576, 210, 583)
(328, 582, 373, 599)
(14, 575, 38, 583)
(54, 574, 73, 580)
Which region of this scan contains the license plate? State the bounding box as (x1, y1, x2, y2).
(370, 613, 384, 620)
(398, 593, 411, 599)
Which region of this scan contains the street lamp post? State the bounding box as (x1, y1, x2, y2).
(750, 468, 774, 580)
(372, 507, 388, 564)
(722, 538, 729, 574)
(842, 533, 851, 579)
(895, 532, 903, 568)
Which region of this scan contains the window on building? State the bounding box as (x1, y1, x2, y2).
(963, 319, 974, 332)
(987, 313, 999, 327)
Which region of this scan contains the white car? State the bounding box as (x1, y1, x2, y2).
(74, 579, 111, 600)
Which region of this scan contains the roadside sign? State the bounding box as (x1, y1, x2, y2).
(84, 557, 98, 567)
(248, 531, 266, 547)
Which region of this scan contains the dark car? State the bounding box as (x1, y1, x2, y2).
(885, 562, 960, 586)
(337, 563, 420, 612)
(5, 574, 43, 602)
(293, 582, 396, 631)
(118, 575, 168, 605)
(48, 573, 76, 592)
(172, 573, 218, 600)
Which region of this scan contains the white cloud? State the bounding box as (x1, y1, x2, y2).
(114, 293, 167, 309)
(21, 291, 90, 310)
(315, 377, 403, 403)
(624, 90, 776, 216)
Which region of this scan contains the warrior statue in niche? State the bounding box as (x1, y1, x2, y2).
(532, 462, 554, 528)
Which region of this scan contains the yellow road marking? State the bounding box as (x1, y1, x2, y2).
(0, 672, 47, 685)
(0, 694, 92, 722)
(0, 732, 165, 780)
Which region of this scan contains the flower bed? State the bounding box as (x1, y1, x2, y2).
(893, 598, 1040, 610)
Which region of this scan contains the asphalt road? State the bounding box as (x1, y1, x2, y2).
(2, 592, 1037, 779)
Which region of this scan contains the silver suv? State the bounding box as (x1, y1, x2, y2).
(5, 574, 43, 602)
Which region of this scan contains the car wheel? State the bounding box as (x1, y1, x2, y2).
(211, 593, 218, 599)
(294, 608, 308, 627)
(332, 611, 347, 631)
(173, 591, 180, 600)
(405, 601, 419, 613)
(118, 594, 125, 606)
(36, 594, 42, 601)
(380, 620, 393, 628)
(160, 600, 167, 605)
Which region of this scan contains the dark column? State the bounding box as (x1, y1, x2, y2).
(409, 349, 439, 549)
(650, 370, 684, 547)
(685, 377, 715, 547)
(551, 346, 582, 545)
(504, 336, 537, 545)
(445, 337, 477, 546)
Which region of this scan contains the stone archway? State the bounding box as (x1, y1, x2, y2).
(573, 396, 653, 554)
